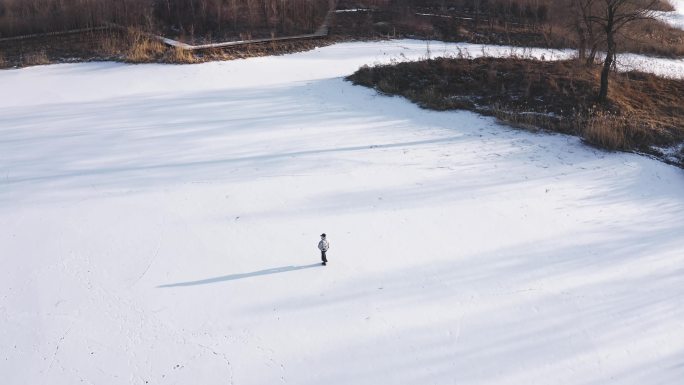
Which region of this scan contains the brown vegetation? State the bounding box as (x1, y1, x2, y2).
(348, 57, 684, 166)
(567, 0, 661, 102)
(0, 27, 332, 68)
(0, 0, 150, 36)
(21, 50, 50, 66)
(168, 46, 198, 64)
(0, 0, 330, 42)
(0, 0, 334, 67)
(0, 0, 681, 69)
(125, 28, 167, 63)
(334, 0, 684, 57)
(621, 17, 684, 57)
(583, 111, 644, 149)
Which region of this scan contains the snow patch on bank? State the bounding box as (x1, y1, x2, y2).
(655, 0, 684, 30)
(1, 40, 683, 108)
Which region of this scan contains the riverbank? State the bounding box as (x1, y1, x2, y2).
(348, 56, 684, 167)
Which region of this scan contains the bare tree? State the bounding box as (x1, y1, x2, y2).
(587, 0, 657, 102)
(569, 0, 600, 64)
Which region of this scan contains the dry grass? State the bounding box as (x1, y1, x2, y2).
(82, 28, 197, 63)
(334, 0, 684, 58)
(0, 27, 334, 68)
(125, 29, 166, 63)
(96, 30, 127, 57)
(348, 57, 684, 166)
(653, 0, 676, 11)
(582, 111, 648, 150)
(22, 50, 50, 66)
(621, 18, 684, 57)
(166, 46, 197, 64)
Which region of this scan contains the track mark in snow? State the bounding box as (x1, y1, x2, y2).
(131, 244, 159, 288)
(44, 328, 71, 381)
(130, 217, 166, 288)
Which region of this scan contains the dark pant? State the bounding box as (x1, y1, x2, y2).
(321, 251, 327, 263)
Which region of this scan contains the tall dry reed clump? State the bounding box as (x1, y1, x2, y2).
(125, 28, 166, 63)
(21, 50, 50, 66)
(581, 111, 648, 150)
(122, 28, 198, 64)
(168, 46, 197, 63)
(96, 29, 129, 57)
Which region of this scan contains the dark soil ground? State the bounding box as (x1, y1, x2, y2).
(348, 57, 684, 167)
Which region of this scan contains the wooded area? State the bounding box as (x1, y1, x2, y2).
(0, 0, 679, 71)
(0, 0, 333, 39)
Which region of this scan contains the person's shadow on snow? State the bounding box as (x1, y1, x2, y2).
(157, 263, 322, 288)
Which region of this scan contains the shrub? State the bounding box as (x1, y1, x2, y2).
(125, 29, 166, 63)
(167, 46, 197, 64)
(582, 111, 638, 150)
(22, 50, 49, 66)
(97, 30, 127, 57)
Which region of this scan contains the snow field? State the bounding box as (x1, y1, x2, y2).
(0, 41, 683, 385)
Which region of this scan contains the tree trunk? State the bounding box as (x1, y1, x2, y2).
(586, 42, 598, 65)
(571, 0, 586, 62)
(578, 26, 587, 61)
(122, 0, 128, 25)
(598, 27, 615, 102)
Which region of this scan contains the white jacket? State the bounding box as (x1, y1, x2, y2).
(318, 239, 329, 252)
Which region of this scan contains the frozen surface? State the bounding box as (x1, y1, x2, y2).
(656, 0, 684, 30)
(1, 41, 683, 385)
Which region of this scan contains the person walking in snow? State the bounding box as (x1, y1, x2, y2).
(318, 233, 329, 266)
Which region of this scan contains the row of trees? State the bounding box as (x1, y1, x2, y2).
(350, 0, 552, 24)
(154, 0, 333, 36)
(0, 0, 150, 36)
(0, 0, 332, 38)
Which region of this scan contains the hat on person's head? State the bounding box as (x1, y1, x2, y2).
(321, 233, 326, 237)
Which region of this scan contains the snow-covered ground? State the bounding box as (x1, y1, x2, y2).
(656, 0, 684, 30)
(1, 41, 683, 385)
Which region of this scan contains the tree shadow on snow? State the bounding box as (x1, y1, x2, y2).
(157, 263, 322, 288)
